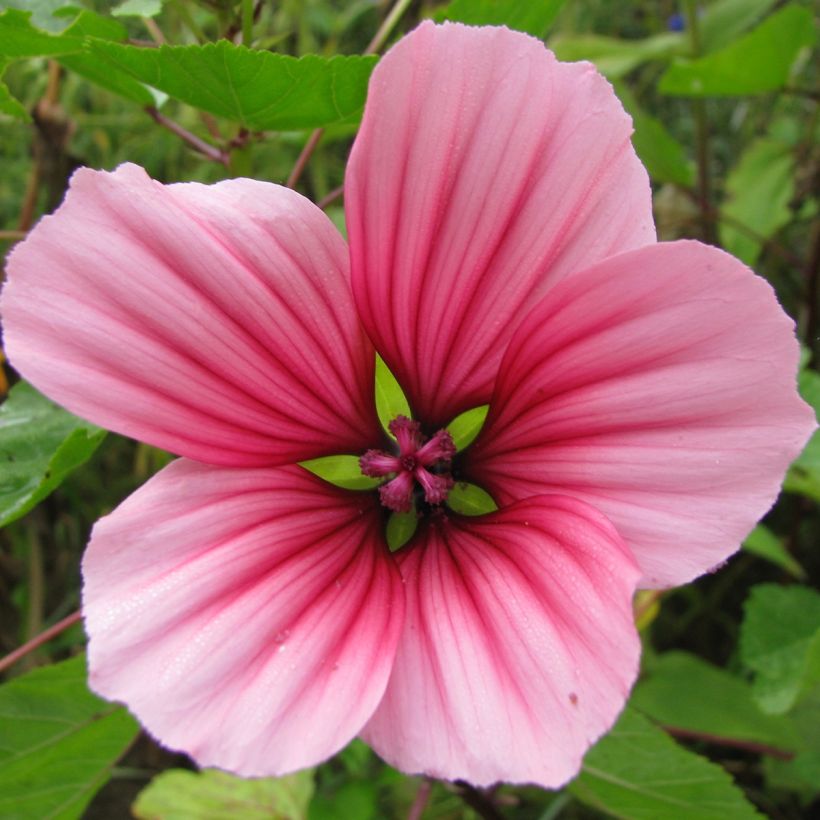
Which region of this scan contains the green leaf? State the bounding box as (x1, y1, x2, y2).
(438, 0, 567, 38)
(0, 58, 29, 120)
(58, 11, 155, 105)
(298, 455, 380, 491)
(133, 768, 314, 820)
(571, 706, 761, 819)
(699, 0, 780, 53)
(446, 405, 488, 452)
(632, 651, 799, 753)
(740, 584, 820, 715)
(615, 82, 694, 187)
(112, 0, 165, 18)
(375, 355, 411, 437)
(0, 8, 82, 57)
(719, 138, 794, 265)
(659, 5, 816, 97)
(89, 40, 378, 130)
(446, 482, 497, 516)
(308, 781, 377, 820)
(0, 655, 140, 820)
(0, 381, 106, 527)
(785, 368, 820, 501)
(0, 1, 80, 34)
(551, 32, 682, 79)
(386, 510, 418, 552)
(742, 524, 806, 579)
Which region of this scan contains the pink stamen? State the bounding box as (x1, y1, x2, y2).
(415, 468, 454, 505)
(415, 429, 456, 467)
(379, 471, 416, 513)
(360, 449, 402, 477)
(389, 415, 423, 454)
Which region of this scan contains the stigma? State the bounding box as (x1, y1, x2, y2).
(360, 416, 456, 512)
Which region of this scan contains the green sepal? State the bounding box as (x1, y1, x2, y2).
(299, 454, 380, 491)
(446, 482, 498, 516)
(386, 509, 418, 552)
(446, 405, 489, 452)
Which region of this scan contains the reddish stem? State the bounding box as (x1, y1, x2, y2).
(0, 610, 82, 675)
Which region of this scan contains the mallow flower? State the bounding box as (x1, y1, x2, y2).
(1, 22, 815, 788)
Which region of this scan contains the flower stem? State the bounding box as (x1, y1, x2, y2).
(145, 106, 229, 166)
(0, 610, 82, 676)
(241, 0, 254, 47)
(407, 778, 433, 820)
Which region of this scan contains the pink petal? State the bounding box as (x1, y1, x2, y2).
(362, 495, 641, 787)
(82, 459, 404, 776)
(1, 164, 378, 466)
(345, 21, 654, 427)
(466, 241, 816, 588)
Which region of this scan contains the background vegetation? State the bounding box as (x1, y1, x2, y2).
(0, 1, 818, 818)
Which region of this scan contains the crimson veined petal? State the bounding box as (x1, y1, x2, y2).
(361, 495, 641, 788)
(82, 459, 404, 776)
(467, 240, 817, 588)
(345, 21, 654, 427)
(1, 163, 379, 466)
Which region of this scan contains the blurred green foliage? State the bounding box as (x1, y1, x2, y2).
(0, 1, 818, 818)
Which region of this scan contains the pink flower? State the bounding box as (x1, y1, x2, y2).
(1, 22, 815, 787)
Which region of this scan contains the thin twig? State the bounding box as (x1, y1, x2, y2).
(0, 230, 27, 242)
(317, 184, 345, 210)
(662, 725, 795, 761)
(145, 106, 229, 165)
(286, 0, 413, 190)
(407, 778, 433, 820)
(142, 17, 166, 45)
(0, 610, 82, 676)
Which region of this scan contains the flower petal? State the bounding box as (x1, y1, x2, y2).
(361, 495, 640, 787)
(466, 241, 816, 588)
(83, 459, 404, 776)
(1, 164, 378, 466)
(345, 21, 654, 427)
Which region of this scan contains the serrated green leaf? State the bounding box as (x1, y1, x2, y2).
(112, 0, 165, 18)
(89, 40, 377, 130)
(0, 381, 106, 527)
(615, 82, 694, 187)
(438, 0, 566, 38)
(446, 482, 497, 516)
(699, 0, 780, 53)
(551, 32, 682, 79)
(375, 355, 411, 437)
(298, 454, 380, 491)
(633, 651, 799, 753)
(571, 706, 761, 819)
(386, 510, 418, 552)
(446, 405, 488, 452)
(133, 768, 314, 820)
(0, 655, 140, 820)
(740, 584, 820, 715)
(719, 138, 794, 265)
(659, 5, 816, 97)
(57, 10, 155, 105)
(743, 524, 806, 579)
(0, 57, 29, 120)
(0, 8, 82, 57)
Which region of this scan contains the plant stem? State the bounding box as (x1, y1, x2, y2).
(0, 610, 82, 676)
(317, 184, 345, 210)
(241, 0, 254, 47)
(286, 0, 413, 190)
(0, 230, 27, 242)
(407, 778, 433, 820)
(662, 725, 795, 760)
(145, 106, 229, 165)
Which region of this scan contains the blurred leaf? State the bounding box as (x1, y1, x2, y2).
(0, 57, 29, 120)
(299, 454, 379, 491)
(438, 0, 566, 38)
(719, 138, 794, 265)
(632, 651, 799, 753)
(616, 82, 694, 187)
(58, 10, 155, 105)
(0, 8, 82, 57)
(446, 405, 488, 452)
(699, 0, 780, 53)
(0, 381, 106, 528)
(89, 40, 377, 130)
(375, 354, 411, 437)
(112, 0, 165, 17)
(133, 768, 314, 820)
(743, 524, 806, 579)
(309, 781, 377, 820)
(551, 32, 681, 79)
(659, 5, 816, 97)
(0, 0, 80, 33)
(386, 510, 418, 552)
(571, 707, 761, 819)
(740, 584, 820, 714)
(0, 655, 139, 820)
(446, 482, 497, 516)
(785, 369, 820, 501)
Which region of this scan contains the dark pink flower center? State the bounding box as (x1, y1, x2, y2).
(360, 416, 456, 513)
